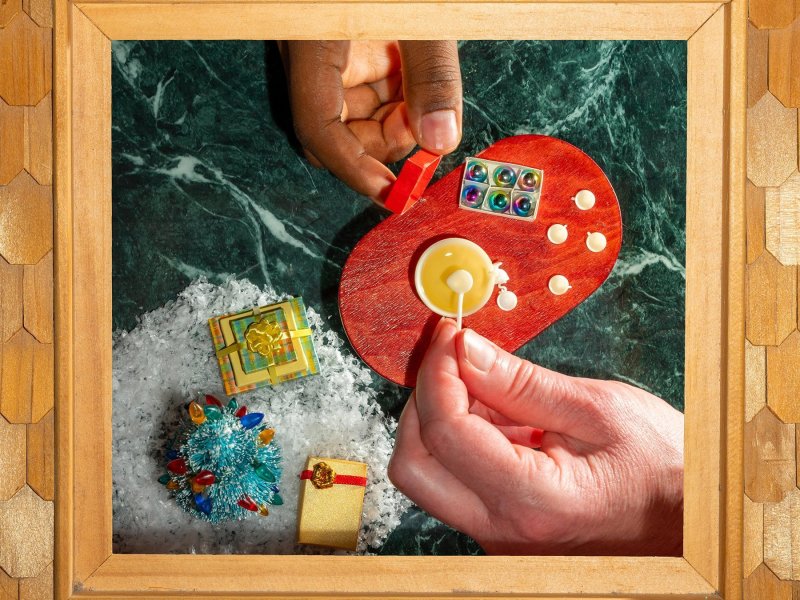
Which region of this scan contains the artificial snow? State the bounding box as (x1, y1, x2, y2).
(112, 278, 410, 554)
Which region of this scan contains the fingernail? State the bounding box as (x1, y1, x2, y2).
(431, 318, 452, 342)
(420, 110, 458, 152)
(463, 329, 497, 372)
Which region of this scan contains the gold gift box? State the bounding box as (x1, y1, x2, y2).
(296, 457, 368, 551)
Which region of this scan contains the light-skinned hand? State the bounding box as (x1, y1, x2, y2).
(281, 41, 462, 202)
(389, 318, 684, 556)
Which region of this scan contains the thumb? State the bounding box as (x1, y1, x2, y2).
(456, 329, 611, 441)
(398, 41, 462, 154)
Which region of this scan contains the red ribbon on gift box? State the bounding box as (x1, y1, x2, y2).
(299, 470, 367, 488)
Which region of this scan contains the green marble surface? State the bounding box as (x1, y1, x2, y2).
(112, 40, 686, 555)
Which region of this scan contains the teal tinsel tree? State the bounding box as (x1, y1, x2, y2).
(158, 395, 283, 523)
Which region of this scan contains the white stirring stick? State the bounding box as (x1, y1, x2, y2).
(446, 269, 474, 330)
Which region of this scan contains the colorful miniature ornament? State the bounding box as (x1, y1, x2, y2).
(209, 297, 319, 396)
(159, 395, 282, 523)
(340, 136, 622, 387)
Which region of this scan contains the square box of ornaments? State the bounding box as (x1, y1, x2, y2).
(460, 157, 543, 220)
(156, 296, 369, 551)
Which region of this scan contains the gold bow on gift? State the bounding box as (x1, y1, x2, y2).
(244, 319, 284, 364)
(310, 462, 336, 489)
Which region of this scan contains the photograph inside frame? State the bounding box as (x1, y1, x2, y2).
(110, 39, 687, 557)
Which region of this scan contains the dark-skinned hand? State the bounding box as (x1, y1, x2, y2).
(281, 41, 462, 202)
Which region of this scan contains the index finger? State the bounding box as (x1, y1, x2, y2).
(286, 41, 396, 201)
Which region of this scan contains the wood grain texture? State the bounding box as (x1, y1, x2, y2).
(0, 99, 24, 184)
(0, 486, 52, 578)
(71, 5, 113, 584)
(24, 93, 51, 185)
(0, 0, 21, 27)
(75, 1, 721, 40)
(0, 256, 23, 342)
(0, 568, 18, 600)
(745, 251, 797, 345)
(744, 406, 796, 503)
(765, 487, 800, 580)
(746, 179, 766, 263)
(21, 0, 51, 27)
(766, 171, 800, 265)
(85, 554, 715, 597)
(743, 493, 763, 578)
(745, 340, 766, 423)
(725, 2, 748, 598)
(767, 330, 800, 422)
(744, 563, 793, 600)
(770, 18, 800, 109)
(52, 0, 71, 596)
(0, 172, 52, 265)
(747, 92, 798, 187)
(0, 12, 51, 106)
(23, 250, 52, 344)
(748, 22, 769, 107)
(341, 135, 622, 387)
(19, 561, 51, 600)
(26, 409, 52, 501)
(0, 414, 26, 501)
(749, 0, 797, 29)
(685, 9, 725, 587)
(0, 328, 52, 424)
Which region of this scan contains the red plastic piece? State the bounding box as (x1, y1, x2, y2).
(237, 495, 258, 512)
(340, 135, 622, 387)
(194, 470, 216, 486)
(205, 394, 223, 407)
(167, 458, 188, 475)
(234, 406, 247, 418)
(383, 149, 443, 214)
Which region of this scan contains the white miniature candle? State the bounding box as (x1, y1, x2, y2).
(547, 224, 568, 245)
(586, 231, 607, 253)
(548, 275, 571, 295)
(574, 190, 596, 210)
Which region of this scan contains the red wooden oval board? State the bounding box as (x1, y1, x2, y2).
(339, 134, 622, 388)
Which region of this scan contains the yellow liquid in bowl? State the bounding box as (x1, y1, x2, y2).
(415, 238, 494, 317)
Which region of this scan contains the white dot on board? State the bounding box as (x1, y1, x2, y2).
(586, 231, 607, 253)
(497, 290, 518, 311)
(547, 224, 568, 245)
(574, 190, 596, 210)
(548, 275, 571, 295)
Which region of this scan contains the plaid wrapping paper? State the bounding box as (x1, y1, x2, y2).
(209, 297, 319, 395)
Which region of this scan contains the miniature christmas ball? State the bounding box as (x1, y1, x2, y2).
(466, 161, 488, 183)
(462, 184, 485, 207)
(512, 194, 533, 217)
(519, 169, 541, 190)
(487, 190, 510, 212)
(158, 395, 282, 523)
(493, 166, 517, 187)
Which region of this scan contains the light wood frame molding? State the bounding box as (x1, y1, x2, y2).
(53, 0, 747, 598)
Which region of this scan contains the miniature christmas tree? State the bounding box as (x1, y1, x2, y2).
(158, 395, 282, 523)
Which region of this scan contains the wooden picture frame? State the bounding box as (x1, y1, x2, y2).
(53, 0, 747, 598)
